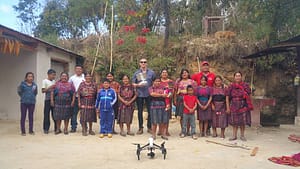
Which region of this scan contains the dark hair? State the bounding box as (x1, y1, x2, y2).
(234, 71, 242, 77)
(186, 85, 193, 91)
(75, 64, 83, 68)
(102, 78, 110, 83)
(200, 75, 208, 82)
(60, 72, 69, 77)
(179, 68, 190, 81)
(121, 74, 130, 80)
(47, 69, 56, 74)
(25, 72, 34, 80)
(106, 72, 114, 77)
(154, 76, 161, 81)
(160, 68, 168, 75)
(214, 75, 223, 82)
(84, 71, 92, 77)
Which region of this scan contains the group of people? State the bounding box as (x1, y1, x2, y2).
(17, 58, 253, 141)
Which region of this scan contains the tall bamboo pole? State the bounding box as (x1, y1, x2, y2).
(91, 1, 108, 76)
(109, 5, 114, 72)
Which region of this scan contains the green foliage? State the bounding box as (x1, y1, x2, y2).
(13, 0, 40, 34)
(34, 0, 67, 38)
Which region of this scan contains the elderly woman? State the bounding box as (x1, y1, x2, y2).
(51, 72, 75, 135)
(118, 75, 137, 136)
(227, 71, 253, 141)
(173, 69, 197, 134)
(78, 72, 97, 136)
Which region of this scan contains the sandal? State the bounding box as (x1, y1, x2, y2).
(64, 129, 69, 135)
(240, 136, 247, 141)
(55, 129, 62, 135)
(161, 135, 169, 140)
(127, 131, 135, 136)
(89, 130, 95, 135)
(212, 134, 218, 138)
(229, 137, 237, 141)
(120, 131, 126, 137)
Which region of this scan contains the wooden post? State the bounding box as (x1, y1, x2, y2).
(91, 2, 108, 76)
(109, 5, 114, 72)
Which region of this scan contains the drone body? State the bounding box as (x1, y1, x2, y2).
(135, 138, 167, 160)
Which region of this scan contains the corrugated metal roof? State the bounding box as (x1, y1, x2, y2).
(243, 35, 300, 59)
(0, 24, 84, 58)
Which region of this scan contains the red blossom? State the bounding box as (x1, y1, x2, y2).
(123, 25, 136, 32)
(136, 36, 147, 44)
(116, 38, 124, 45)
(126, 10, 136, 16)
(141, 27, 150, 34)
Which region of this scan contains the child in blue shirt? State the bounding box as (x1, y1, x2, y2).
(96, 78, 117, 138)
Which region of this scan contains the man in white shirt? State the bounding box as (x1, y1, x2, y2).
(69, 65, 85, 132)
(42, 69, 56, 134)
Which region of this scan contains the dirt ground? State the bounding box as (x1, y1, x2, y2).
(0, 113, 299, 169)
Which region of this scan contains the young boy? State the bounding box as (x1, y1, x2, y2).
(96, 78, 117, 138)
(181, 85, 198, 140)
(42, 69, 57, 134)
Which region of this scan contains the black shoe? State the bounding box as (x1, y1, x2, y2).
(21, 132, 26, 136)
(29, 131, 35, 135)
(70, 128, 76, 133)
(44, 130, 49, 134)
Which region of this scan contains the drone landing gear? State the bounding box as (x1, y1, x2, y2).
(135, 142, 167, 160)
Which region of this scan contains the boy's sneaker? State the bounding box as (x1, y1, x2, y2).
(192, 134, 198, 140)
(107, 134, 113, 138)
(99, 134, 104, 138)
(180, 133, 185, 138)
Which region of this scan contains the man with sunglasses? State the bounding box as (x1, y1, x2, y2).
(132, 58, 156, 135)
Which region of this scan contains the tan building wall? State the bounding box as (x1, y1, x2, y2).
(35, 45, 76, 120)
(0, 45, 77, 121)
(0, 49, 37, 120)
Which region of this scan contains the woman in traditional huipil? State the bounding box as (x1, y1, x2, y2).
(227, 72, 253, 141)
(211, 75, 229, 138)
(196, 76, 212, 137)
(159, 69, 174, 136)
(173, 69, 197, 134)
(78, 72, 97, 136)
(51, 72, 75, 135)
(118, 75, 137, 136)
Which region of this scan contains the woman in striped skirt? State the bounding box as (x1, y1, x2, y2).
(118, 75, 137, 136)
(227, 72, 253, 141)
(196, 76, 212, 137)
(211, 75, 230, 139)
(51, 72, 75, 135)
(78, 72, 97, 136)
